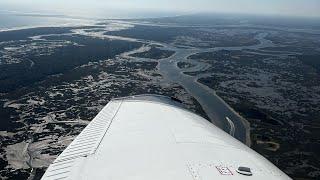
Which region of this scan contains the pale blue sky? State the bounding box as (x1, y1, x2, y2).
(0, 0, 319, 18)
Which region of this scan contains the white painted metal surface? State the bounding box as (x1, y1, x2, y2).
(42, 95, 291, 180)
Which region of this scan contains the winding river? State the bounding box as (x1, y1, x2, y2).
(156, 33, 277, 145)
(104, 24, 283, 146)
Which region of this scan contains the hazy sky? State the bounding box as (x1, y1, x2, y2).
(0, 0, 319, 18)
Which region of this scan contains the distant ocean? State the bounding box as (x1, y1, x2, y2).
(0, 12, 95, 31)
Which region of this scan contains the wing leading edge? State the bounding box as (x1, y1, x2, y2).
(42, 95, 291, 180)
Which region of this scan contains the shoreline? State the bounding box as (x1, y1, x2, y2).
(0, 18, 97, 33)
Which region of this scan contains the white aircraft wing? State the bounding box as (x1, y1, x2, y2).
(41, 95, 291, 180)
